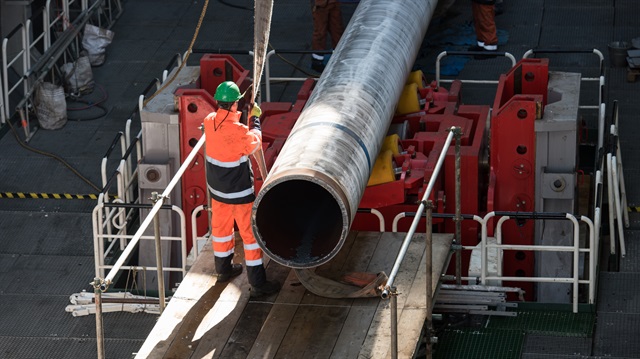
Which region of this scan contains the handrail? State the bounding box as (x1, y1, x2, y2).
(1, 0, 122, 135)
(264, 49, 331, 101)
(91, 134, 206, 359)
(381, 127, 459, 359)
(435, 51, 516, 87)
(100, 134, 205, 286)
(523, 48, 605, 110)
(92, 200, 187, 278)
(357, 208, 385, 232)
(483, 211, 594, 313)
(2, 23, 27, 120)
(394, 208, 597, 311)
(190, 205, 207, 261)
(162, 53, 183, 83)
(381, 126, 458, 299)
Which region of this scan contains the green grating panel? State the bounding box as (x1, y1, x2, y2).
(487, 310, 595, 337)
(434, 328, 525, 359)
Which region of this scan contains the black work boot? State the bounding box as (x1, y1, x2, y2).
(250, 280, 281, 298)
(217, 263, 243, 282)
(215, 256, 242, 282)
(246, 264, 280, 297)
(311, 58, 325, 73)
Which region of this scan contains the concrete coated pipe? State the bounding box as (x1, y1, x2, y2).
(252, 0, 439, 269)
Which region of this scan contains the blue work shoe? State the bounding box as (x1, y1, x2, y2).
(217, 263, 243, 282)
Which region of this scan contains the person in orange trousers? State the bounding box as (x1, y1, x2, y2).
(469, 0, 498, 53)
(310, 0, 344, 72)
(203, 81, 280, 297)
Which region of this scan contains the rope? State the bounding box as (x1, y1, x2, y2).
(143, 0, 210, 107)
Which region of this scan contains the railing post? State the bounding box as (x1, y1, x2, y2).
(425, 200, 434, 359)
(452, 127, 462, 285)
(92, 277, 106, 359)
(151, 192, 166, 313)
(390, 286, 398, 359)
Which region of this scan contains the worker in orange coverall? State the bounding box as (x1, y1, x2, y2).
(311, 0, 344, 72)
(468, 0, 498, 53)
(203, 81, 280, 298)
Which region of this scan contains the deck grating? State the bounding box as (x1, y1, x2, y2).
(434, 328, 525, 359)
(486, 308, 595, 337)
(597, 272, 640, 313)
(522, 334, 593, 356)
(593, 312, 640, 357)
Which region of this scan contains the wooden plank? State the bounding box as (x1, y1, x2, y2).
(329, 231, 391, 358)
(358, 232, 427, 359)
(189, 233, 262, 359)
(273, 232, 365, 356)
(275, 304, 351, 358)
(245, 269, 306, 359)
(301, 231, 362, 307)
(188, 276, 250, 358)
(218, 261, 291, 358)
(245, 234, 363, 358)
(404, 234, 454, 308)
(134, 240, 222, 359)
(391, 234, 453, 359)
(138, 231, 448, 359)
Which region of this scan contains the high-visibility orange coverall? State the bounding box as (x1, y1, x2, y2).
(203, 108, 267, 286)
(471, 0, 498, 50)
(311, 0, 344, 61)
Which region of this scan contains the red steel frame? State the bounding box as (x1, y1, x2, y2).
(488, 58, 548, 300)
(176, 55, 552, 301)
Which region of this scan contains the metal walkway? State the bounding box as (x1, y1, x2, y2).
(0, 0, 639, 358)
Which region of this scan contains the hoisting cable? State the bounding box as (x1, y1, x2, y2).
(218, 0, 252, 11)
(268, 42, 320, 79)
(142, 0, 210, 107)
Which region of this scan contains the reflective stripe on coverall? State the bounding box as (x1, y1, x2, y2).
(311, 0, 344, 54)
(209, 199, 263, 267)
(203, 108, 265, 284)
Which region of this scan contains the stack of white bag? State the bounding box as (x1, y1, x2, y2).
(82, 24, 114, 66)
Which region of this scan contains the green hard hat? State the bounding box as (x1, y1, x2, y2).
(214, 81, 243, 102)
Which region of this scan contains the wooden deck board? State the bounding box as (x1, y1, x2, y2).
(136, 232, 453, 359)
(359, 233, 428, 359)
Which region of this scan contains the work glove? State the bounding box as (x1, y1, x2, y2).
(250, 103, 262, 118)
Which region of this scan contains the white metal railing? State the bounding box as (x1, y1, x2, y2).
(484, 212, 595, 313)
(0, 69, 5, 124)
(380, 126, 459, 359)
(391, 209, 597, 314)
(92, 194, 189, 280)
(93, 46, 187, 270)
(91, 134, 206, 358)
(264, 49, 328, 101)
(435, 51, 517, 87)
(523, 49, 605, 110)
(1, 0, 122, 134)
(381, 127, 458, 298)
(2, 23, 28, 122)
(606, 101, 629, 258)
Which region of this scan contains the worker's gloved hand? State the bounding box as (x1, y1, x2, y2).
(250, 103, 262, 118)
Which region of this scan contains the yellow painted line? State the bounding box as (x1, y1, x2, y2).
(0, 192, 113, 200)
(628, 206, 640, 213)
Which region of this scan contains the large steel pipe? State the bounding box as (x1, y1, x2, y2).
(252, 0, 439, 268)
